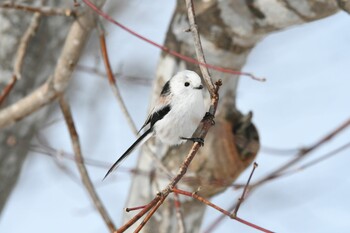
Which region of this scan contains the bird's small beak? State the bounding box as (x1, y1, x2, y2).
(194, 85, 203, 90)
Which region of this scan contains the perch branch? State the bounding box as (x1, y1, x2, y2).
(116, 0, 223, 231)
(184, 0, 215, 94)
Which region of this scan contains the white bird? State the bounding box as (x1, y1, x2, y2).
(104, 70, 206, 179)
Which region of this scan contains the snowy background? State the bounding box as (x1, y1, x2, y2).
(1, 1, 350, 233)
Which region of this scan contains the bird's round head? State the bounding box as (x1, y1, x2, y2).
(169, 70, 204, 96)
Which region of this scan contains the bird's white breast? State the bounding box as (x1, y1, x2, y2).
(154, 91, 205, 145)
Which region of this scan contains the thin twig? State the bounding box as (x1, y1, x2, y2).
(172, 188, 273, 233)
(279, 140, 350, 177)
(116, 195, 162, 232)
(232, 162, 258, 217)
(82, 0, 264, 81)
(184, 0, 215, 94)
(260, 145, 300, 156)
(0, 2, 75, 16)
(125, 205, 148, 212)
(0, 12, 41, 106)
(14, 12, 41, 79)
(134, 196, 166, 233)
(0, 75, 17, 106)
(59, 96, 116, 232)
(252, 117, 350, 187)
(99, 31, 138, 134)
(173, 192, 186, 233)
(205, 117, 350, 232)
(76, 65, 151, 85)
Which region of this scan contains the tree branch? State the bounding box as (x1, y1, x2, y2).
(59, 96, 116, 232)
(0, 0, 105, 128)
(0, 12, 41, 106)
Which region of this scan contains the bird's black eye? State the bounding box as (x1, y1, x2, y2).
(184, 82, 190, 87)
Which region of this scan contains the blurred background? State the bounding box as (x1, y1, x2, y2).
(1, 1, 350, 232)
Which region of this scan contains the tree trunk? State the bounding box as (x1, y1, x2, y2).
(0, 0, 71, 213)
(125, 0, 341, 232)
(0, 0, 105, 214)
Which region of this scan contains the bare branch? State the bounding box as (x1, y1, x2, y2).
(59, 96, 116, 232)
(232, 162, 258, 217)
(0, 12, 41, 106)
(252, 117, 350, 187)
(99, 31, 138, 135)
(14, 12, 41, 80)
(0, 0, 106, 128)
(0, 2, 75, 16)
(184, 0, 215, 94)
(172, 188, 272, 233)
(173, 192, 186, 233)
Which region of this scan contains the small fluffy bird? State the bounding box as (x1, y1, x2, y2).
(104, 70, 206, 179)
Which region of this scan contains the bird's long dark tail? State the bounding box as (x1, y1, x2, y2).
(103, 128, 153, 180)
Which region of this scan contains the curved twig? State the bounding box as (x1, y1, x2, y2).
(59, 96, 116, 232)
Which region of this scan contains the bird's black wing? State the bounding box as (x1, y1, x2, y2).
(138, 103, 171, 134)
(104, 105, 171, 179)
(138, 81, 171, 134)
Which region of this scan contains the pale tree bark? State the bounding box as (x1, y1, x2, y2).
(0, 0, 105, 214)
(126, 0, 344, 232)
(0, 0, 70, 213)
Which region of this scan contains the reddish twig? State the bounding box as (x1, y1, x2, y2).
(116, 195, 162, 232)
(59, 97, 116, 232)
(172, 188, 273, 233)
(82, 0, 265, 82)
(134, 196, 166, 233)
(125, 205, 148, 213)
(0, 75, 17, 106)
(173, 192, 186, 233)
(99, 31, 138, 134)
